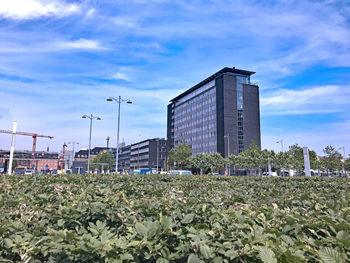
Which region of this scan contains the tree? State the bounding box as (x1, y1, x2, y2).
(261, 149, 275, 175)
(287, 144, 304, 174)
(309, 150, 320, 171)
(91, 151, 115, 173)
(208, 153, 225, 173)
(167, 142, 192, 169)
(345, 158, 350, 176)
(320, 145, 342, 175)
(238, 143, 263, 176)
(188, 153, 211, 175)
(272, 151, 291, 175)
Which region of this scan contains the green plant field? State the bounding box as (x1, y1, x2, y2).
(1, 174, 349, 262)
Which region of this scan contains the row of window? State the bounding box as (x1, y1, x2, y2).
(192, 149, 217, 155)
(175, 120, 217, 132)
(176, 84, 216, 105)
(192, 141, 217, 149)
(175, 106, 216, 123)
(175, 114, 216, 129)
(175, 96, 216, 115)
(175, 131, 216, 144)
(237, 110, 244, 153)
(174, 132, 216, 144)
(237, 76, 247, 110)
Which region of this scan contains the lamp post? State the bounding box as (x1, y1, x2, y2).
(339, 146, 346, 176)
(82, 114, 101, 174)
(106, 96, 132, 174)
(276, 139, 284, 176)
(68, 141, 79, 169)
(224, 134, 230, 176)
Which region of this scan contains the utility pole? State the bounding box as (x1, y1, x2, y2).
(82, 114, 101, 174)
(339, 146, 346, 176)
(106, 96, 132, 174)
(156, 139, 159, 172)
(277, 139, 284, 176)
(224, 134, 230, 176)
(8, 121, 17, 175)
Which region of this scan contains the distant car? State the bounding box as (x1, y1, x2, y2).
(169, 170, 192, 175)
(25, 169, 33, 175)
(15, 166, 26, 175)
(280, 171, 290, 177)
(262, 172, 277, 176)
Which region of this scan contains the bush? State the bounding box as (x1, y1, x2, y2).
(0, 174, 349, 262)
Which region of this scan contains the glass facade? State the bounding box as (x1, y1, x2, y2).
(174, 86, 217, 156)
(236, 76, 248, 153)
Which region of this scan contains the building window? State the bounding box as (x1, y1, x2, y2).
(238, 110, 244, 153)
(237, 76, 247, 110)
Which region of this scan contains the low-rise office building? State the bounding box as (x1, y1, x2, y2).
(118, 145, 131, 172)
(130, 138, 168, 171)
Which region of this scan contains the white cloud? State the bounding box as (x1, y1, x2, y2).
(0, 0, 79, 20)
(55, 38, 108, 50)
(110, 72, 130, 81)
(113, 17, 138, 28)
(261, 85, 350, 115)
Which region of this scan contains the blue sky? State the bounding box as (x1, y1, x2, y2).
(0, 0, 349, 155)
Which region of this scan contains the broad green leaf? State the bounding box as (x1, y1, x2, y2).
(4, 238, 13, 248)
(182, 214, 195, 224)
(200, 244, 211, 259)
(135, 223, 147, 237)
(187, 254, 202, 263)
(258, 247, 277, 263)
(120, 253, 134, 260)
(318, 247, 346, 263)
(57, 219, 65, 227)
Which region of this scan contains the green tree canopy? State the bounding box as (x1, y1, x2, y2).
(167, 142, 192, 169)
(287, 144, 304, 173)
(320, 145, 342, 175)
(208, 153, 226, 173)
(188, 153, 211, 175)
(91, 151, 115, 172)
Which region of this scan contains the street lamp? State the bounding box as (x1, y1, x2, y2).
(106, 96, 132, 174)
(224, 134, 230, 176)
(276, 139, 284, 152)
(82, 114, 101, 174)
(276, 139, 284, 176)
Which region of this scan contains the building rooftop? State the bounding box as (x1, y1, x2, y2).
(170, 67, 255, 102)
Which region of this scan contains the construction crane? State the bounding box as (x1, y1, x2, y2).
(0, 129, 54, 169)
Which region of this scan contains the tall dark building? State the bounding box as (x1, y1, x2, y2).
(167, 67, 260, 157)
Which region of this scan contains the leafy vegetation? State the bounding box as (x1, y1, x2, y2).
(1, 174, 349, 262)
(91, 151, 115, 172)
(168, 143, 192, 169)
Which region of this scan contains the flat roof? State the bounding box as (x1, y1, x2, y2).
(170, 67, 255, 102)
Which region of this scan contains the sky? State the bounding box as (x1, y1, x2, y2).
(0, 0, 349, 155)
